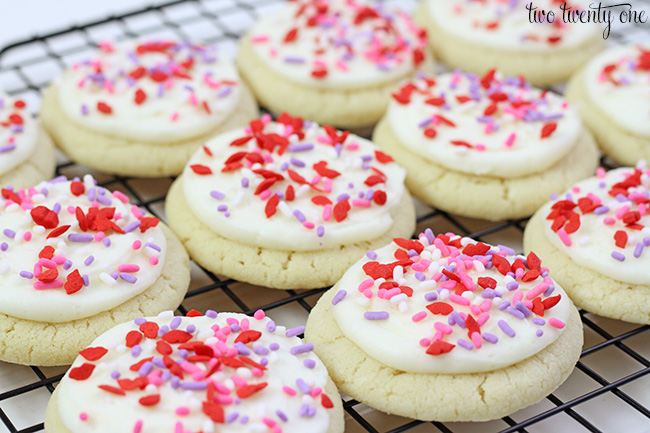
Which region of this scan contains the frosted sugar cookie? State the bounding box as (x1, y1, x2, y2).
(0, 91, 55, 188)
(566, 45, 650, 165)
(236, 0, 434, 132)
(306, 231, 582, 421)
(524, 162, 650, 324)
(45, 310, 344, 433)
(166, 114, 415, 289)
(373, 70, 600, 220)
(41, 40, 258, 177)
(415, 0, 604, 86)
(0, 175, 190, 366)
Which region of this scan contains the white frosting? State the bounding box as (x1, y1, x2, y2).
(248, 0, 428, 89)
(56, 312, 335, 433)
(0, 92, 39, 176)
(57, 40, 242, 143)
(583, 45, 650, 138)
(541, 166, 650, 285)
(0, 175, 166, 322)
(182, 118, 406, 251)
(427, 0, 601, 51)
(386, 72, 581, 177)
(332, 233, 571, 373)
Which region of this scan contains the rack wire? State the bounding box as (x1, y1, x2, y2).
(0, 1, 649, 432)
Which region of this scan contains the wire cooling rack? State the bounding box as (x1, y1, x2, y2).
(0, 1, 649, 432)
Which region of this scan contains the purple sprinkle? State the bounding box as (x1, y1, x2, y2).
(536, 329, 544, 337)
(97, 195, 111, 206)
(498, 320, 516, 338)
(303, 359, 316, 369)
(131, 345, 142, 357)
(594, 206, 609, 215)
(286, 326, 305, 337)
(267, 321, 276, 333)
(68, 233, 93, 243)
(336, 193, 350, 202)
(514, 301, 532, 318)
(276, 410, 288, 422)
(170, 376, 180, 389)
(506, 281, 519, 291)
(634, 243, 644, 258)
(210, 190, 225, 200)
(19, 271, 34, 279)
(81, 104, 89, 115)
(241, 178, 249, 188)
(217, 204, 228, 212)
(170, 316, 182, 330)
(296, 378, 311, 394)
(103, 238, 111, 247)
(482, 289, 495, 299)
(181, 381, 208, 390)
(134, 318, 146, 325)
(186, 324, 196, 333)
(363, 311, 389, 320)
(332, 290, 347, 305)
(290, 157, 305, 168)
(611, 251, 626, 262)
(82, 274, 89, 286)
(206, 310, 218, 318)
(293, 210, 306, 223)
(3, 229, 16, 239)
(178, 349, 189, 358)
(284, 56, 306, 64)
(290, 343, 314, 355)
(230, 323, 240, 332)
(450, 311, 465, 328)
(543, 284, 555, 297)
(288, 143, 314, 152)
(145, 242, 161, 252)
(217, 87, 233, 98)
(158, 325, 169, 337)
(84, 256, 94, 266)
(498, 245, 515, 255)
(235, 342, 252, 356)
(152, 357, 165, 368)
(299, 404, 308, 417)
(0, 144, 16, 153)
(63, 259, 72, 270)
(138, 361, 153, 377)
(532, 318, 546, 326)
(317, 225, 325, 237)
(307, 407, 317, 417)
(268, 343, 280, 352)
(506, 306, 526, 320)
(499, 300, 510, 310)
(52, 203, 61, 214)
(644, 237, 650, 247)
(482, 333, 498, 344)
(414, 271, 426, 281)
(457, 339, 473, 350)
(280, 162, 289, 171)
(123, 221, 141, 233)
(253, 346, 269, 355)
(366, 251, 377, 260)
(120, 273, 137, 283)
(424, 291, 438, 301)
(111, 371, 121, 379)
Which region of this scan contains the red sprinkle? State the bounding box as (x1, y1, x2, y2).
(614, 230, 628, 248)
(540, 122, 558, 139)
(125, 330, 143, 348)
(161, 330, 193, 344)
(79, 346, 108, 361)
(97, 102, 113, 115)
(69, 363, 95, 381)
(139, 394, 160, 406)
(139, 322, 160, 339)
(70, 181, 85, 196)
(333, 199, 351, 222)
(30, 206, 59, 229)
(235, 330, 263, 344)
(64, 269, 84, 295)
(46, 225, 71, 239)
(426, 341, 455, 356)
(426, 302, 453, 315)
(190, 164, 212, 175)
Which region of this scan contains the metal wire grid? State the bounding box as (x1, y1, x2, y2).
(0, 1, 649, 432)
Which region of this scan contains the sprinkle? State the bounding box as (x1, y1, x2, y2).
(363, 311, 389, 320)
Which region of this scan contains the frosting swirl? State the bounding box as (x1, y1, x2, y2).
(331, 231, 571, 373)
(386, 71, 581, 177)
(57, 40, 242, 143)
(0, 175, 166, 322)
(541, 164, 650, 285)
(182, 114, 406, 251)
(248, 0, 428, 89)
(54, 311, 338, 433)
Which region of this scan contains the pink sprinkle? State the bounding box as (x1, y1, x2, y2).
(358, 279, 374, 292)
(118, 264, 140, 273)
(39, 258, 57, 268)
(335, 59, 348, 71)
(23, 232, 31, 241)
(471, 332, 482, 349)
(34, 280, 64, 290)
(475, 144, 486, 151)
(480, 299, 492, 312)
(448, 293, 470, 306)
(549, 318, 566, 329)
(94, 232, 105, 241)
(346, 143, 359, 151)
(352, 199, 371, 208)
(302, 221, 315, 229)
(572, 186, 581, 193)
(241, 318, 250, 331)
(262, 418, 276, 428)
(149, 256, 159, 265)
(557, 228, 572, 246)
(515, 268, 524, 279)
(170, 112, 179, 122)
(412, 311, 427, 322)
(79, 413, 88, 421)
(513, 291, 524, 303)
(434, 322, 453, 334)
(132, 420, 143, 433)
(616, 205, 630, 220)
(603, 217, 616, 225)
(596, 167, 607, 178)
(282, 386, 296, 396)
(322, 204, 332, 221)
(477, 312, 490, 326)
(175, 407, 189, 416)
(131, 205, 143, 219)
(175, 422, 182, 433)
(254, 309, 265, 320)
(259, 189, 272, 200)
(526, 283, 548, 300)
(310, 387, 322, 397)
(433, 331, 443, 341)
(251, 35, 270, 43)
(261, 113, 272, 124)
(363, 289, 373, 298)
(113, 191, 129, 203)
(419, 338, 431, 347)
(132, 240, 142, 250)
(505, 133, 516, 148)
(470, 305, 481, 316)
(66, 205, 76, 214)
(323, 178, 332, 193)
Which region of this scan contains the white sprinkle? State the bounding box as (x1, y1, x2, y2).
(99, 272, 117, 286)
(355, 297, 370, 307)
(398, 301, 408, 313)
(278, 201, 292, 217)
(439, 289, 450, 301)
(578, 236, 591, 246)
(419, 280, 437, 291)
(0, 264, 10, 275)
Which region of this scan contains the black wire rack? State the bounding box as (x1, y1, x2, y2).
(0, 1, 649, 432)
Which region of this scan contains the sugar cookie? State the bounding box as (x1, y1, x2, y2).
(373, 70, 600, 220)
(306, 231, 582, 421)
(166, 114, 415, 289)
(45, 310, 344, 433)
(0, 175, 190, 366)
(41, 40, 258, 177)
